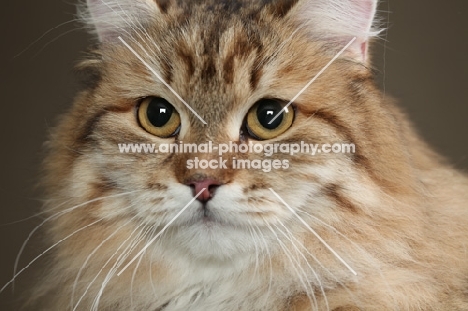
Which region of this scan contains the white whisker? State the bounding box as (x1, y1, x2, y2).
(264, 221, 316, 310)
(2, 218, 103, 294)
(253, 225, 274, 307)
(71, 213, 139, 308)
(73, 222, 147, 311)
(13, 190, 138, 290)
(130, 249, 146, 310)
(276, 219, 328, 310)
(117, 188, 205, 276)
(14, 19, 81, 58)
(296, 208, 385, 307)
(247, 223, 260, 285)
(273, 223, 319, 310)
(148, 226, 159, 296)
(275, 215, 360, 306)
(269, 188, 357, 276)
(91, 223, 155, 310)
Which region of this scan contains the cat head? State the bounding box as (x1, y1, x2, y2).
(47, 0, 415, 269)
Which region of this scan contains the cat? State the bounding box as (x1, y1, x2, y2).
(15, 0, 468, 310)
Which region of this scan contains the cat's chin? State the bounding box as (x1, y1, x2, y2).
(162, 219, 260, 262)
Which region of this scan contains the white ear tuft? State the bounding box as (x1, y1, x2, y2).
(295, 0, 380, 61)
(80, 0, 159, 42)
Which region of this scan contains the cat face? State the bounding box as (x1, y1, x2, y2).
(43, 0, 401, 271)
(62, 0, 379, 263)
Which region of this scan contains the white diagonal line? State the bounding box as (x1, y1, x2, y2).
(268, 37, 357, 125)
(117, 188, 206, 276)
(118, 36, 207, 125)
(268, 188, 357, 276)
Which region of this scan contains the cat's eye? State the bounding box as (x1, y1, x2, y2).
(138, 97, 181, 138)
(246, 99, 294, 140)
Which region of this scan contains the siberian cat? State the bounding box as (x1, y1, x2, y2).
(13, 0, 468, 310)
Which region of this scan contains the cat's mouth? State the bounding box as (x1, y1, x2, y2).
(189, 203, 231, 227)
(200, 205, 222, 226)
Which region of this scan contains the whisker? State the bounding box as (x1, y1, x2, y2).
(269, 188, 357, 276)
(247, 222, 260, 285)
(91, 223, 155, 310)
(32, 28, 82, 58)
(275, 219, 328, 310)
(253, 225, 273, 307)
(296, 208, 386, 307)
(71, 213, 139, 308)
(12, 198, 75, 288)
(264, 221, 316, 310)
(117, 189, 205, 277)
(14, 19, 80, 58)
(0, 198, 72, 228)
(147, 226, 159, 296)
(273, 223, 319, 311)
(73, 222, 147, 311)
(130, 249, 146, 310)
(1, 218, 103, 294)
(13, 190, 139, 289)
(277, 216, 361, 307)
(129, 226, 157, 310)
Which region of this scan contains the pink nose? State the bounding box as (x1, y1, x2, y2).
(188, 178, 221, 202)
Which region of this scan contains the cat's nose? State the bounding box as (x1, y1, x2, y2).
(187, 178, 221, 202)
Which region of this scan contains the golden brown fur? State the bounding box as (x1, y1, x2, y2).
(21, 0, 468, 310)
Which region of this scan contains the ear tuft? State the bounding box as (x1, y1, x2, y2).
(79, 0, 159, 42)
(294, 0, 381, 61)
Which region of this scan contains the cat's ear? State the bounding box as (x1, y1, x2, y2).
(82, 0, 160, 42)
(293, 0, 380, 62)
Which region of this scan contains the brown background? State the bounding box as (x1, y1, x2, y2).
(0, 0, 467, 309)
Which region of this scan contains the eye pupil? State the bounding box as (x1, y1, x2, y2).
(138, 97, 181, 138)
(256, 100, 283, 129)
(146, 98, 174, 127)
(245, 98, 294, 140)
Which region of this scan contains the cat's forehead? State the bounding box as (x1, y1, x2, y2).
(151, 0, 299, 60)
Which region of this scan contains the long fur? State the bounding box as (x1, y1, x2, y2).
(17, 0, 468, 310)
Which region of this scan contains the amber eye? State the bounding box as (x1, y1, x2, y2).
(246, 99, 294, 140)
(138, 97, 181, 138)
